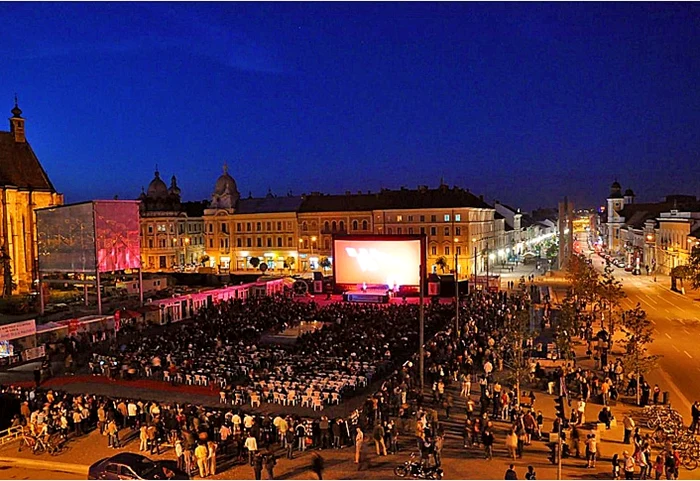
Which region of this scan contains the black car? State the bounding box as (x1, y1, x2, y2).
(88, 453, 189, 480)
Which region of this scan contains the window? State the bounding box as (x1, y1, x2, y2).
(388, 228, 393, 234)
(324, 239, 331, 250)
(237, 238, 242, 247)
(221, 223, 228, 234)
(408, 215, 413, 221)
(277, 237, 282, 247)
(339, 221, 345, 231)
(420, 215, 425, 222)
(105, 465, 119, 476)
(304, 239, 309, 249)
(265, 238, 270, 247)
(257, 238, 262, 247)
(332, 221, 337, 231)
(208, 224, 213, 233)
(352, 220, 358, 230)
(256, 222, 262, 232)
(431, 215, 437, 222)
(237, 223, 243, 232)
(362, 220, 368, 230)
(302, 222, 308, 231)
(445, 246, 450, 255)
(288, 237, 293, 247)
(148, 239, 153, 248)
(431, 246, 437, 255)
(246, 222, 252, 232)
(266, 222, 271, 231)
(444, 227, 450, 236)
(324, 221, 330, 232)
(455, 214, 461, 222)
(430, 227, 437, 236)
(409, 227, 414, 234)
(456, 227, 461, 236)
(397, 215, 403, 222)
(444, 214, 450, 222)
(421, 227, 426, 234)
(287, 221, 292, 230)
(397, 228, 402, 234)
(148, 225, 153, 234)
(159, 239, 166, 248)
(170, 224, 174, 233)
(277, 222, 282, 231)
(247, 238, 252, 247)
(220, 239, 224, 248)
(209, 239, 214, 248)
(456, 246, 461, 255)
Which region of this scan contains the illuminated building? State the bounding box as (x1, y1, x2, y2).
(0, 99, 63, 293)
(138, 169, 206, 271)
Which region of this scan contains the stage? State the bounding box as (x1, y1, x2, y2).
(342, 289, 391, 304)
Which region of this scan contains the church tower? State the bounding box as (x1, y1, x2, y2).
(9, 96, 25, 143)
(606, 180, 625, 253)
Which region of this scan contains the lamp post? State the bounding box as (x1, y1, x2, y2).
(485, 240, 490, 292)
(454, 237, 460, 340)
(311, 236, 317, 270)
(472, 237, 478, 292)
(183, 237, 190, 266)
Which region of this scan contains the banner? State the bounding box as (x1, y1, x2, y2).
(22, 345, 45, 362)
(0, 319, 37, 342)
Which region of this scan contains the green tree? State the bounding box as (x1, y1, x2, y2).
(501, 305, 532, 406)
(284, 256, 296, 273)
(596, 263, 626, 345)
(620, 304, 661, 405)
(555, 292, 579, 367)
(249, 257, 260, 269)
(671, 264, 693, 292)
(200, 255, 210, 267)
(1, 245, 15, 297)
(435, 256, 448, 273)
(319, 257, 332, 270)
(259, 262, 268, 273)
(689, 245, 700, 290)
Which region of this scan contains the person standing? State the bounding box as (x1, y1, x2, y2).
(285, 428, 295, 459)
(107, 418, 120, 449)
(623, 415, 635, 444)
(585, 434, 597, 468)
(372, 422, 387, 456)
(264, 451, 277, 480)
(207, 440, 217, 476)
(525, 466, 536, 480)
(689, 401, 700, 434)
(482, 427, 494, 460)
(623, 450, 636, 480)
(194, 441, 209, 478)
(139, 424, 149, 452)
(175, 439, 184, 472)
(354, 427, 364, 464)
(245, 433, 258, 466)
(252, 452, 263, 481)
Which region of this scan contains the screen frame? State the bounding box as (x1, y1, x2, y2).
(331, 234, 426, 290)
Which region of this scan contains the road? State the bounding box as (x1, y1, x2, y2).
(583, 246, 700, 416)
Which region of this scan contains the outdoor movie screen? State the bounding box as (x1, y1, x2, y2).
(333, 237, 422, 286)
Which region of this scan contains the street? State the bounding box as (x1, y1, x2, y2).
(0, 466, 76, 480)
(584, 247, 700, 416)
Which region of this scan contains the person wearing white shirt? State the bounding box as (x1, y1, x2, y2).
(244, 434, 258, 465)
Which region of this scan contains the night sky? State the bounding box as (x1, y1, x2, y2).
(2, 2, 699, 211)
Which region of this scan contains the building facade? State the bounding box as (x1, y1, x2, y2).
(0, 100, 63, 293)
(138, 169, 206, 271)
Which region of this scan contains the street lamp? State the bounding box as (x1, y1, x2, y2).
(454, 237, 460, 340)
(311, 236, 317, 269)
(472, 237, 478, 291)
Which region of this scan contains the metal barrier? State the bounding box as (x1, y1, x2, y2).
(0, 425, 23, 446)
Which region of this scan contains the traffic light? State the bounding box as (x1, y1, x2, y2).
(554, 396, 566, 420)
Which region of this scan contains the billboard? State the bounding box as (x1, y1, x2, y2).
(37, 203, 96, 273)
(37, 201, 141, 274)
(333, 235, 424, 286)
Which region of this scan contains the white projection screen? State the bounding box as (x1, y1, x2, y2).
(333, 236, 424, 286)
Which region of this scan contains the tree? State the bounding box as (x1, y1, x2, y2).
(671, 264, 693, 292)
(620, 304, 661, 405)
(259, 262, 268, 273)
(501, 305, 532, 406)
(0, 245, 14, 297)
(435, 256, 448, 273)
(284, 256, 296, 273)
(200, 255, 210, 267)
(319, 257, 332, 270)
(689, 245, 700, 290)
(555, 292, 579, 366)
(249, 257, 260, 269)
(596, 263, 626, 346)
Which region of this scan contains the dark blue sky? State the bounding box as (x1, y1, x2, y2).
(3, 2, 699, 211)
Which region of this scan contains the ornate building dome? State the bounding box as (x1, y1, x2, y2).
(147, 168, 168, 199)
(210, 163, 240, 210)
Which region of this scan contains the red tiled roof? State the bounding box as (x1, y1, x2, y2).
(0, 131, 56, 191)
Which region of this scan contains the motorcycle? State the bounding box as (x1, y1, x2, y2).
(394, 453, 444, 479)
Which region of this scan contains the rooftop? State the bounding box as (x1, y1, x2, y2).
(0, 131, 56, 191)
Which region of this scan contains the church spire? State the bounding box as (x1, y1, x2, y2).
(9, 96, 25, 143)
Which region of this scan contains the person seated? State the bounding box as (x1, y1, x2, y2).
(598, 406, 612, 429)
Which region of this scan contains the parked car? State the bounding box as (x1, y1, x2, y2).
(88, 453, 189, 480)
